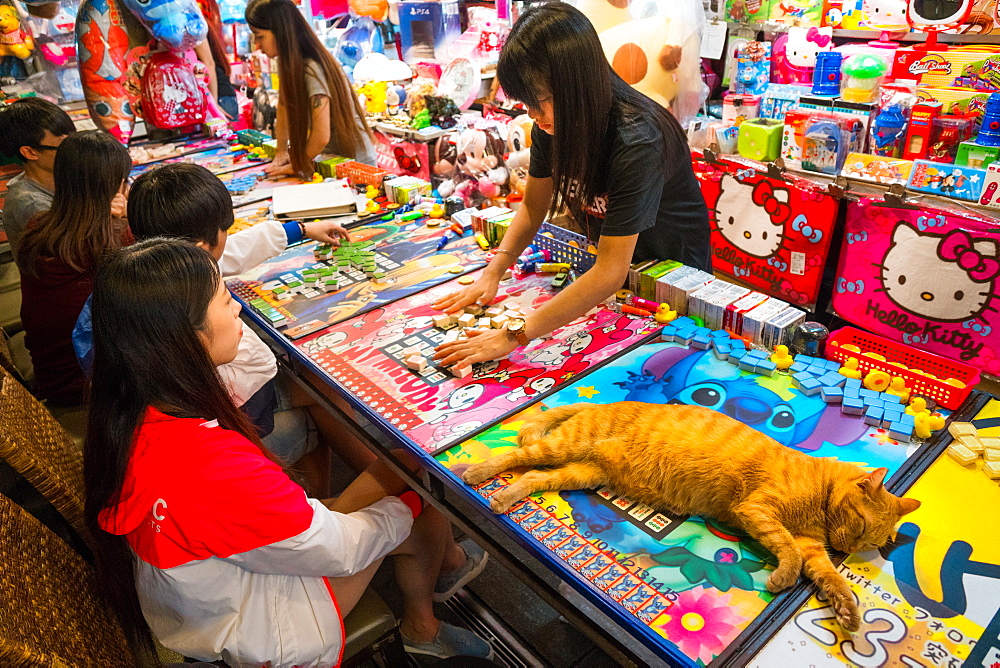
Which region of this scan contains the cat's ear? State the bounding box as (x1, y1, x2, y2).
(898, 497, 921, 515)
(891, 224, 918, 245)
(858, 467, 888, 494)
(973, 239, 999, 258)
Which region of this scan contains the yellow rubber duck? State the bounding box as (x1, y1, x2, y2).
(863, 369, 891, 392)
(429, 203, 445, 219)
(365, 185, 380, 200)
(838, 357, 862, 379)
(365, 199, 381, 214)
(905, 397, 929, 417)
(654, 303, 677, 324)
(885, 377, 910, 403)
(311, 172, 323, 183)
(770, 344, 795, 371)
(913, 412, 946, 440)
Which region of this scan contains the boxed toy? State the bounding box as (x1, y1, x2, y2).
(841, 153, 914, 186)
(704, 285, 752, 331)
(723, 93, 762, 125)
(907, 160, 987, 202)
(734, 42, 771, 95)
(742, 298, 791, 345)
(671, 271, 717, 315)
(656, 264, 697, 305)
(762, 306, 806, 349)
(397, 0, 462, 64)
(726, 0, 771, 24)
(723, 291, 770, 334)
(638, 260, 682, 301)
(979, 162, 1000, 207)
(769, 0, 824, 26)
(687, 281, 727, 323)
(917, 86, 992, 115)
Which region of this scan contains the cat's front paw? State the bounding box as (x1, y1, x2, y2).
(765, 560, 802, 593)
(463, 462, 498, 486)
(489, 489, 521, 514)
(830, 589, 860, 632)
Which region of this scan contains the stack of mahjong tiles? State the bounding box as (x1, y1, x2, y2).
(314, 239, 385, 281)
(229, 205, 271, 234)
(224, 170, 266, 195)
(410, 301, 530, 378)
(946, 422, 1000, 480)
(246, 297, 289, 327)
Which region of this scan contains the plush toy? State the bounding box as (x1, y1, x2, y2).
(431, 134, 458, 180)
(0, 5, 34, 60)
(772, 26, 833, 84)
(505, 114, 533, 196)
(118, 0, 207, 52)
(567, 0, 707, 124)
(386, 84, 406, 115)
(438, 126, 507, 205)
(76, 0, 134, 142)
(357, 80, 387, 115)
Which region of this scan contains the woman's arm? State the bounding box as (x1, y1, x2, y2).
(433, 232, 637, 368)
(194, 40, 219, 101)
(304, 94, 332, 165)
(265, 99, 292, 176)
(432, 174, 553, 313)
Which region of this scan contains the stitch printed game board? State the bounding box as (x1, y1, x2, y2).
(437, 342, 947, 666)
(747, 397, 1000, 668)
(227, 220, 486, 338)
(695, 157, 839, 311)
(296, 272, 662, 453)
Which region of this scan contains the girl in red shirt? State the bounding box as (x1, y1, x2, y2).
(84, 239, 492, 665)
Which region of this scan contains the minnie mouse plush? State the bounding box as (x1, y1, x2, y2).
(438, 126, 508, 205)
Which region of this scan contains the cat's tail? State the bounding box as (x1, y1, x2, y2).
(517, 403, 588, 447)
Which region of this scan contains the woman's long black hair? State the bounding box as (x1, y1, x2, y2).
(83, 239, 277, 663)
(245, 0, 371, 176)
(497, 3, 687, 219)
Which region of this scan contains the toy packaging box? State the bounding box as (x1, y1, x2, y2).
(372, 131, 432, 182)
(907, 160, 986, 202)
(694, 156, 839, 310)
(916, 86, 991, 115)
(767, 0, 824, 27)
(725, 0, 771, 23)
(734, 42, 771, 95)
(832, 199, 1000, 370)
(840, 152, 913, 185)
(820, 0, 870, 30)
(892, 47, 1000, 88)
(978, 162, 1000, 208)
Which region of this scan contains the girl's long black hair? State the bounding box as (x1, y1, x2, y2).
(83, 239, 278, 663)
(18, 130, 131, 276)
(497, 3, 687, 219)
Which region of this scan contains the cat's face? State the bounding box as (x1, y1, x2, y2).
(829, 468, 921, 554)
(877, 224, 997, 323)
(714, 176, 785, 259)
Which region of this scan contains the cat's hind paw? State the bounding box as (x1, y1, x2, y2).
(463, 462, 500, 486)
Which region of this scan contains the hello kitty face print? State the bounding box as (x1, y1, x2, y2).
(876, 225, 1000, 323)
(833, 199, 1000, 368)
(714, 173, 787, 259)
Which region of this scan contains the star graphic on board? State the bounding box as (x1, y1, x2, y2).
(576, 386, 599, 399)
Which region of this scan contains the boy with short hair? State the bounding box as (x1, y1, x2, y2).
(0, 98, 75, 256)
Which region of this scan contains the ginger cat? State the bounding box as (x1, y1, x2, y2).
(463, 402, 921, 631)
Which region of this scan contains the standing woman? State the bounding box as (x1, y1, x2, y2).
(245, 0, 376, 177)
(17, 130, 132, 408)
(434, 3, 711, 369)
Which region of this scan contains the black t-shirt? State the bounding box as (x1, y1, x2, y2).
(528, 108, 711, 271)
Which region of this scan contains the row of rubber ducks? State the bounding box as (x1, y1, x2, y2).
(362, 185, 447, 220)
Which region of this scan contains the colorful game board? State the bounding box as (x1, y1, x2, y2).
(129, 145, 255, 178)
(227, 220, 486, 338)
(220, 164, 305, 207)
(296, 272, 662, 453)
(436, 342, 949, 666)
(127, 137, 228, 166)
(746, 397, 1000, 668)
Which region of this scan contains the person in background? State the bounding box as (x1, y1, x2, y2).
(18, 130, 132, 409)
(194, 0, 239, 120)
(245, 0, 376, 177)
(0, 98, 76, 257)
(433, 3, 711, 371)
(85, 239, 494, 665)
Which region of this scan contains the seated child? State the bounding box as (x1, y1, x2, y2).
(18, 131, 131, 407)
(74, 163, 348, 466)
(85, 238, 493, 665)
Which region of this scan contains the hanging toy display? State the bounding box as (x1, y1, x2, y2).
(118, 0, 207, 52)
(0, 4, 35, 60)
(76, 0, 135, 142)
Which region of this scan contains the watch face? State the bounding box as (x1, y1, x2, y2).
(508, 318, 526, 331)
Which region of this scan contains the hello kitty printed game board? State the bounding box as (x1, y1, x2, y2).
(295, 271, 662, 454)
(695, 156, 840, 310)
(832, 199, 1000, 372)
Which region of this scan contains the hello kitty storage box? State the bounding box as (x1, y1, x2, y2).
(833, 198, 1000, 371)
(695, 155, 840, 311)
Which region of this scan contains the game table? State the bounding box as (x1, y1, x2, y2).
(230, 219, 999, 665)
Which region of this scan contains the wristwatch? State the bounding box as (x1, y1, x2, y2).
(505, 318, 529, 346)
